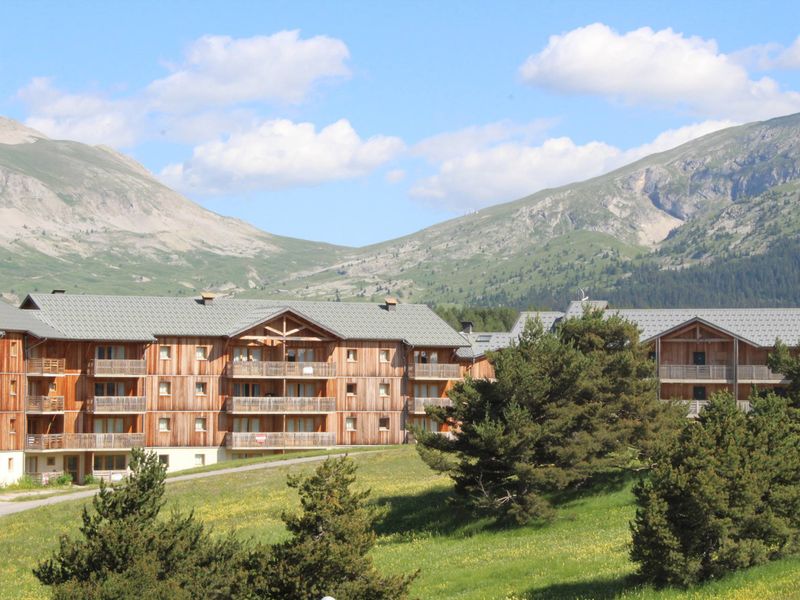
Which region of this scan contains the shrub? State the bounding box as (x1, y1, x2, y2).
(52, 474, 73, 486)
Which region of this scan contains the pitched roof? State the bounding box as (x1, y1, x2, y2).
(510, 311, 564, 337)
(20, 294, 468, 347)
(456, 331, 516, 360)
(0, 300, 63, 338)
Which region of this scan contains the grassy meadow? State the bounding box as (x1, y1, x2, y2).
(0, 447, 798, 600)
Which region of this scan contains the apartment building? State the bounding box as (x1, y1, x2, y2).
(462, 300, 797, 415)
(0, 293, 467, 485)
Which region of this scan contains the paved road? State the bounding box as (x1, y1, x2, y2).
(0, 451, 377, 517)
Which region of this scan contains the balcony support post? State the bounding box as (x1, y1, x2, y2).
(733, 338, 739, 402)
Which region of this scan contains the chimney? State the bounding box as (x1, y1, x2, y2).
(384, 297, 397, 312)
(200, 292, 216, 305)
(460, 321, 474, 334)
(51, 289, 66, 294)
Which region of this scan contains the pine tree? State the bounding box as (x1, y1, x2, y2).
(264, 456, 417, 600)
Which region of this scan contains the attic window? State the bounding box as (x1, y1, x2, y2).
(476, 335, 492, 343)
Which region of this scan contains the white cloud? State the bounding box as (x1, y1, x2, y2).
(161, 118, 404, 193)
(411, 119, 735, 209)
(18, 78, 144, 147)
(147, 31, 350, 110)
(519, 23, 800, 121)
(385, 169, 406, 183)
(735, 36, 800, 71)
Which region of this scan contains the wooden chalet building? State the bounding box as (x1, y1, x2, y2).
(461, 300, 797, 417)
(0, 293, 467, 485)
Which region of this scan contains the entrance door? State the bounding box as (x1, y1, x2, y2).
(65, 455, 80, 484)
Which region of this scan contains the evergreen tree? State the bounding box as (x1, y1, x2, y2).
(630, 393, 800, 586)
(34, 449, 268, 599)
(264, 456, 417, 600)
(419, 310, 682, 524)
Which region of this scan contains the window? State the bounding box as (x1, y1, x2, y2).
(159, 381, 171, 396)
(159, 455, 169, 467)
(158, 417, 171, 432)
(94, 455, 126, 470)
(346, 349, 358, 362)
(10, 341, 18, 358)
(379, 349, 390, 363)
(9, 418, 16, 434)
(233, 383, 260, 397)
(287, 417, 316, 432)
(195, 346, 208, 360)
(414, 383, 440, 398)
(345, 417, 357, 432)
(49, 381, 57, 393)
(346, 383, 357, 396)
(233, 347, 262, 362)
(379, 383, 390, 397)
(379, 417, 390, 431)
(415, 350, 438, 364)
(9, 380, 16, 396)
(7, 457, 13, 471)
(95, 382, 124, 397)
(648, 351, 657, 362)
(232, 417, 260, 432)
(194, 454, 205, 467)
(159, 346, 171, 360)
(195, 417, 207, 432)
(195, 382, 207, 396)
(93, 417, 124, 434)
(693, 386, 707, 401)
(693, 352, 706, 366)
(96, 345, 124, 359)
(46, 457, 56, 467)
(288, 348, 315, 362)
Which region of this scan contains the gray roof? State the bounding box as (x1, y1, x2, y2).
(0, 300, 64, 338)
(564, 300, 609, 318)
(20, 294, 468, 347)
(510, 311, 564, 338)
(456, 331, 516, 360)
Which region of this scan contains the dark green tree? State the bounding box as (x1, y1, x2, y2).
(34, 449, 268, 599)
(630, 393, 800, 586)
(419, 310, 682, 524)
(264, 456, 417, 600)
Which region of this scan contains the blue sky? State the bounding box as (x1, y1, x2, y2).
(2, 0, 800, 246)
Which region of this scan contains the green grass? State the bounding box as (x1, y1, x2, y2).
(0, 447, 798, 600)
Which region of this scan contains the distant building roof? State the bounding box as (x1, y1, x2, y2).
(0, 300, 63, 338)
(19, 294, 468, 347)
(456, 331, 516, 360)
(510, 311, 564, 337)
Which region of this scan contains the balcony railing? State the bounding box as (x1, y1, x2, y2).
(662, 399, 753, 417)
(225, 431, 336, 449)
(91, 359, 147, 377)
(409, 363, 462, 379)
(92, 470, 129, 483)
(25, 471, 65, 485)
(658, 365, 732, 381)
(25, 433, 145, 450)
(228, 361, 336, 378)
(86, 396, 147, 413)
(227, 396, 336, 414)
(412, 397, 453, 413)
(26, 358, 65, 376)
(25, 396, 65, 413)
(736, 365, 787, 382)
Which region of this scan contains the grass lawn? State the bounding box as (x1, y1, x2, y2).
(0, 447, 798, 600)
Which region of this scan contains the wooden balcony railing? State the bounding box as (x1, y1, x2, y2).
(409, 363, 462, 379)
(225, 431, 336, 449)
(86, 396, 147, 413)
(25, 433, 145, 450)
(661, 399, 752, 417)
(227, 396, 336, 414)
(25, 396, 65, 413)
(412, 397, 453, 413)
(90, 359, 147, 377)
(658, 365, 732, 381)
(736, 365, 787, 382)
(26, 358, 66, 376)
(228, 361, 337, 378)
(92, 470, 129, 483)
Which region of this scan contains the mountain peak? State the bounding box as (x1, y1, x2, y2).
(0, 117, 49, 145)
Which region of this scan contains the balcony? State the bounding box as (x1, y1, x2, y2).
(225, 431, 336, 450)
(736, 365, 787, 383)
(658, 364, 732, 382)
(661, 399, 752, 418)
(86, 396, 147, 413)
(25, 433, 145, 451)
(409, 363, 462, 380)
(228, 361, 337, 379)
(227, 396, 336, 414)
(26, 358, 65, 376)
(25, 396, 65, 414)
(412, 397, 453, 414)
(91, 359, 147, 377)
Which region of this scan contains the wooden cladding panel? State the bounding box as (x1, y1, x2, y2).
(337, 341, 406, 377)
(465, 358, 495, 380)
(145, 376, 223, 411)
(660, 340, 733, 366)
(0, 375, 24, 412)
(0, 412, 23, 450)
(334, 377, 405, 412)
(336, 411, 404, 445)
(145, 411, 224, 447)
(660, 383, 732, 399)
(0, 334, 25, 373)
(149, 338, 227, 376)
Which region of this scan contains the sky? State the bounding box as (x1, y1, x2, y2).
(2, 0, 800, 247)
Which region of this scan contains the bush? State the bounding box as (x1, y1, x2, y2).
(52, 474, 73, 486)
(82, 475, 97, 485)
(630, 393, 800, 586)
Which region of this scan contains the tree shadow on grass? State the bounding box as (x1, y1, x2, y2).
(524, 574, 641, 600)
(548, 469, 640, 508)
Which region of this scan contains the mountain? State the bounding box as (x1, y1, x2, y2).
(0, 117, 345, 300)
(2, 113, 800, 307)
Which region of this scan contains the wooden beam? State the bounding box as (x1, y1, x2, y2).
(238, 335, 335, 342)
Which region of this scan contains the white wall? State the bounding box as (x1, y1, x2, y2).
(0, 451, 25, 486)
(151, 447, 227, 473)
